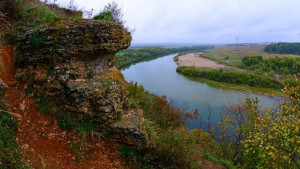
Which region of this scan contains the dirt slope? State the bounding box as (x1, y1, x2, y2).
(0, 45, 131, 169)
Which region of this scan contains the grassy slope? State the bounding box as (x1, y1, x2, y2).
(202, 45, 300, 67)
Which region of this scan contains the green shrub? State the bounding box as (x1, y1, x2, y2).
(93, 11, 114, 21)
(19, 6, 60, 27)
(118, 112, 125, 120)
(0, 113, 27, 168)
(0, 90, 27, 168)
(87, 72, 94, 79)
(15, 42, 24, 65)
(17, 69, 34, 87)
(154, 128, 200, 168)
(57, 111, 73, 131)
(242, 80, 300, 168)
(29, 32, 46, 49)
(283, 78, 299, 87)
(103, 79, 113, 88)
(75, 121, 96, 135)
(93, 2, 124, 24)
(35, 93, 52, 114)
(3, 29, 18, 45)
(25, 86, 34, 95)
(119, 145, 134, 156)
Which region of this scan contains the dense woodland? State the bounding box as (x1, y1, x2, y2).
(115, 46, 214, 69)
(264, 43, 300, 55)
(241, 55, 300, 75)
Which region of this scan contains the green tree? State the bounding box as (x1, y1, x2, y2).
(242, 78, 300, 168)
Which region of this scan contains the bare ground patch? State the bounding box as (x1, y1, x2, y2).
(176, 52, 228, 69)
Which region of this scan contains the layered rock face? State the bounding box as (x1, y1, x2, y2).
(18, 19, 148, 145)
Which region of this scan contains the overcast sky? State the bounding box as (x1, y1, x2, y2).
(53, 0, 300, 44)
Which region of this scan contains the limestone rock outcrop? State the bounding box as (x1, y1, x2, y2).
(17, 19, 149, 145)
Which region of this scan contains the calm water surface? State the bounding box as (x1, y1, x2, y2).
(121, 54, 284, 129)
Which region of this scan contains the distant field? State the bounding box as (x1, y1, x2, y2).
(202, 45, 300, 67)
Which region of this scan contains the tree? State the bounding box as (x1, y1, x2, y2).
(211, 77, 300, 168)
(93, 1, 125, 25)
(210, 98, 260, 163)
(242, 78, 300, 168)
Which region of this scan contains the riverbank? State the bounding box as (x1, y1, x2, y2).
(175, 52, 229, 69)
(115, 46, 214, 69)
(178, 72, 284, 97)
(175, 52, 285, 97)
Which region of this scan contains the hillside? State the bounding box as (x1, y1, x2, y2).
(1, 1, 299, 169)
(0, 0, 230, 168)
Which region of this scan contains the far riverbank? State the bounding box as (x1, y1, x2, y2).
(175, 52, 285, 97)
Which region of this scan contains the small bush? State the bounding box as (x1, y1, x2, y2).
(57, 111, 73, 131)
(119, 145, 134, 156)
(17, 69, 34, 87)
(103, 79, 113, 88)
(283, 78, 299, 87)
(35, 93, 52, 114)
(3, 28, 18, 45)
(93, 2, 124, 24)
(87, 72, 94, 79)
(93, 11, 114, 21)
(25, 86, 34, 95)
(241, 55, 263, 67)
(29, 32, 46, 49)
(0, 90, 27, 168)
(75, 121, 96, 135)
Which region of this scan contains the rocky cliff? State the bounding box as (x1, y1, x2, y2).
(17, 19, 149, 145)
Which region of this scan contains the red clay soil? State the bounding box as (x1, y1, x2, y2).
(0, 46, 132, 169)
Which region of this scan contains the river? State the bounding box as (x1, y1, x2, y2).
(121, 54, 284, 129)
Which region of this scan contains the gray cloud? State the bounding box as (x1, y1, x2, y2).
(54, 0, 300, 44)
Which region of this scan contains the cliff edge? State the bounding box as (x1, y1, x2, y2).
(17, 19, 149, 145)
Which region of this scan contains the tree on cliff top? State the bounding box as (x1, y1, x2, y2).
(93, 1, 125, 25)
